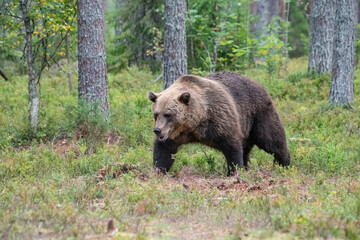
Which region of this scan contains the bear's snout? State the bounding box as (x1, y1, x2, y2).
(154, 128, 161, 136)
(153, 128, 169, 142)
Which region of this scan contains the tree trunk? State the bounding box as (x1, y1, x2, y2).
(211, 0, 234, 73)
(251, 0, 269, 39)
(329, 0, 356, 106)
(163, 0, 187, 89)
(186, 0, 196, 69)
(251, 0, 281, 38)
(20, 0, 39, 131)
(284, 1, 290, 72)
(278, 0, 286, 20)
(114, 0, 122, 46)
(77, 0, 109, 118)
(356, 0, 360, 24)
(65, 33, 73, 93)
(308, 0, 335, 73)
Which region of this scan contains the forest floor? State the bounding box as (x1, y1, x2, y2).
(0, 58, 359, 239)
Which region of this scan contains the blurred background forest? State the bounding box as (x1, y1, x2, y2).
(1, 0, 313, 77)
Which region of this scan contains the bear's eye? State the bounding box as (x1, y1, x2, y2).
(164, 114, 172, 120)
(154, 113, 158, 120)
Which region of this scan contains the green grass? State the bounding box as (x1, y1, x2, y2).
(0, 61, 359, 239)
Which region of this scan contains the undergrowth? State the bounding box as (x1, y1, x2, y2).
(0, 60, 359, 239)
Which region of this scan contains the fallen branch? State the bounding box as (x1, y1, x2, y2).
(153, 72, 163, 82)
(0, 69, 9, 81)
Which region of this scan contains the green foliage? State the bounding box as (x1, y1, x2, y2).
(187, 0, 251, 72)
(254, 17, 289, 75)
(0, 0, 77, 76)
(62, 99, 110, 148)
(104, 0, 311, 75)
(288, 0, 310, 58)
(105, 0, 163, 72)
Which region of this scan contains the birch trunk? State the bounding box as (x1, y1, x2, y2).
(163, 0, 187, 89)
(20, 0, 39, 131)
(77, 0, 109, 118)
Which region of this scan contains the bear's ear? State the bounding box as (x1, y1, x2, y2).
(179, 92, 190, 104)
(148, 91, 159, 102)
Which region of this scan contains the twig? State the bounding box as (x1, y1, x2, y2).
(0, 69, 9, 81)
(35, 28, 73, 83)
(201, 41, 213, 72)
(35, 11, 77, 83)
(153, 72, 163, 82)
(343, 122, 355, 136)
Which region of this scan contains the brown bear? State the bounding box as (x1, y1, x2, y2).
(148, 72, 290, 175)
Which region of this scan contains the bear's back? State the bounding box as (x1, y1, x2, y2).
(205, 72, 275, 137)
(205, 72, 272, 110)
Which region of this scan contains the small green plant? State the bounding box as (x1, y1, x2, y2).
(62, 99, 110, 150)
(255, 17, 289, 76)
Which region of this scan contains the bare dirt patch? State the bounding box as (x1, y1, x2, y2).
(94, 164, 293, 196)
(94, 163, 140, 182)
(52, 139, 80, 159)
(171, 167, 281, 195)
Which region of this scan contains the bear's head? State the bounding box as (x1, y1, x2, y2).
(148, 89, 192, 142)
(148, 76, 209, 142)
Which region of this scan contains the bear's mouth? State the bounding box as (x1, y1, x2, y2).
(158, 133, 169, 142)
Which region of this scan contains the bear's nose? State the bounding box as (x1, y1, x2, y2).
(154, 128, 161, 136)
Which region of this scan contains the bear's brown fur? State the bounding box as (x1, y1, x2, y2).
(148, 72, 290, 174)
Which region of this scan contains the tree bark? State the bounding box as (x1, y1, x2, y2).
(163, 0, 187, 89)
(20, 0, 39, 131)
(329, 0, 356, 106)
(251, 0, 269, 39)
(186, 0, 196, 69)
(308, 0, 335, 73)
(77, 0, 109, 118)
(65, 33, 73, 93)
(284, 1, 290, 72)
(251, 0, 282, 39)
(278, 0, 286, 20)
(356, 0, 360, 24)
(114, 0, 122, 46)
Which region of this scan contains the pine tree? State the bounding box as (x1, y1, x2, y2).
(308, 0, 335, 73)
(77, 0, 109, 117)
(163, 0, 187, 89)
(328, 0, 356, 106)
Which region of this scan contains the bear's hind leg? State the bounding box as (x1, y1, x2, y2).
(252, 109, 290, 167)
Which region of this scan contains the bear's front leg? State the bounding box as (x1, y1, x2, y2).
(153, 139, 178, 173)
(222, 146, 244, 176)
